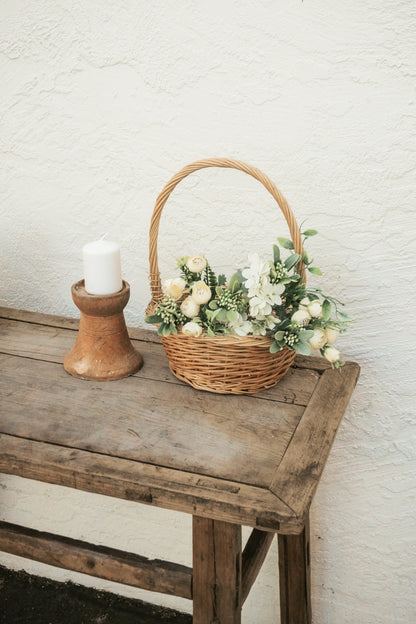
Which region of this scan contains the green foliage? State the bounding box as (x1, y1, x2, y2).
(277, 237, 294, 250)
(215, 286, 245, 312)
(270, 262, 289, 284)
(273, 244, 280, 264)
(157, 322, 177, 337)
(144, 314, 162, 324)
(294, 341, 311, 355)
(203, 307, 233, 335)
(146, 229, 350, 369)
(322, 299, 331, 321)
(269, 341, 281, 353)
(299, 329, 314, 342)
(204, 262, 218, 288)
(269, 321, 314, 355)
(308, 266, 322, 275)
(284, 253, 301, 271)
(146, 297, 187, 337)
(176, 257, 200, 285)
(228, 272, 241, 294)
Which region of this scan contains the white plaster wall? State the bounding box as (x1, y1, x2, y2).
(0, 1, 415, 622)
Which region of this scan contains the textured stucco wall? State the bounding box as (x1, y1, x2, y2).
(1, 1, 415, 622)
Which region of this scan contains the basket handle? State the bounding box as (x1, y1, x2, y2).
(148, 158, 306, 311)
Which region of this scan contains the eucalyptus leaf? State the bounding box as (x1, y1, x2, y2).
(228, 273, 241, 293)
(294, 341, 311, 355)
(274, 331, 285, 341)
(299, 329, 314, 342)
(269, 341, 282, 353)
(277, 237, 294, 250)
(284, 253, 301, 271)
(226, 309, 239, 322)
(339, 311, 353, 321)
(322, 299, 331, 321)
(236, 269, 246, 287)
(273, 244, 280, 264)
(217, 309, 227, 322)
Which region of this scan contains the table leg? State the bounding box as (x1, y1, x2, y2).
(193, 516, 242, 624)
(278, 513, 311, 624)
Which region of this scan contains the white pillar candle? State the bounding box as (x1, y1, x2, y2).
(83, 239, 123, 295)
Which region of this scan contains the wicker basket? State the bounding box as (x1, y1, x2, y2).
(147, 158, 306, 394)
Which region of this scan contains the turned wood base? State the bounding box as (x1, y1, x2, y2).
(64, 280, 143, 381)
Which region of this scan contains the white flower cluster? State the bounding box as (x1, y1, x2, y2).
(242, 254, 284, 317)
(212, 253, 285, 337)
(227, 313, 253, 336)
(148, 239, 349, 367)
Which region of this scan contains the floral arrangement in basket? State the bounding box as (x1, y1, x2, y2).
(145, 229, 351, 367)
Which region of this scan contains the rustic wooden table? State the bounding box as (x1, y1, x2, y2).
(0, 308, 359, 623)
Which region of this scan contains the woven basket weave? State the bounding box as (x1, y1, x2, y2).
(147, 158, 306, 395)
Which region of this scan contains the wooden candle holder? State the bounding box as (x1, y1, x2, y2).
(64, 280, 143, 381)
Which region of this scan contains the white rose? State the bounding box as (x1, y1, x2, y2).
(325, 328, 339, 345)
(324, 346, 340, 363)
(180, 296, 200, 318)
(307, 300, 322, 318)
(191, 281, 212, 304)
(186, 255, 207, 273)
(291, 309, 311, 326)
(299, 297, 310, 310)
(162, 277, 186, 301)
(182, 321, 202, 337)
(308, 328, 326, 351)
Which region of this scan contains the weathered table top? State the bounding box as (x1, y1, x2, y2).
(0, 308, 359, 534)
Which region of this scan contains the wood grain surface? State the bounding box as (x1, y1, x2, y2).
(1, 352, 303, 487)
(241, 529, 275, 604)
(193, 516, 242, 624)
(270, 362, 360, 517)
(0, 310, 359, 533)
(278, 514, 312, 623)
(0, 433, 298, 532)
(0, 521, 192, 599)
(0, 313, 321, 406)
